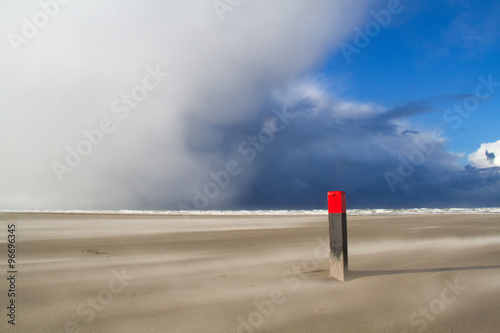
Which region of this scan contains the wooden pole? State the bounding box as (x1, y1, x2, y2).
(328, 191, 347, 281)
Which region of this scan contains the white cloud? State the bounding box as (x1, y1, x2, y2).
(0, 0, 371, 209)
(271, 80, 386, 119)
(468, 140, 500, 168)
(332, 100, 386, 119)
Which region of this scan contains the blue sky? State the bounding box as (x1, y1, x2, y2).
(1, 0, 499, 210)
(324, 0, 500, 165)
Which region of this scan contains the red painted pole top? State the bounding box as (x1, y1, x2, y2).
(328, 191, 346, 214)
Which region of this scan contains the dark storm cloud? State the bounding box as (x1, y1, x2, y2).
(485, 150, 495, 165)
(177, 92, 500, 210)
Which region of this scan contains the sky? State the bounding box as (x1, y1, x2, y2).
(1, 0, 500, 210)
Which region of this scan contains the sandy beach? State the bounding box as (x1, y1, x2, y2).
(1, 213, 500, 332)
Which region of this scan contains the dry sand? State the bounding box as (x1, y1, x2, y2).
(1, 213, 500, 333)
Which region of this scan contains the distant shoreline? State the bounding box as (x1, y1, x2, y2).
(1, 207, 500, 216)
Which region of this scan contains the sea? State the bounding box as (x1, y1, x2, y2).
(1, 208, 500, 215)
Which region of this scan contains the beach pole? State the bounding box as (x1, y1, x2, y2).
(328, 191, 347, 281)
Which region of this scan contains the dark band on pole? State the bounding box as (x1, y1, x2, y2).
(328, 191, 347, 281)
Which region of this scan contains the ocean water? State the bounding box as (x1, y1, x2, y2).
(2, 208, 500, 215)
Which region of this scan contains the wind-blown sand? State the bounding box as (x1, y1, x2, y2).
(1, 213, 500, 332)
